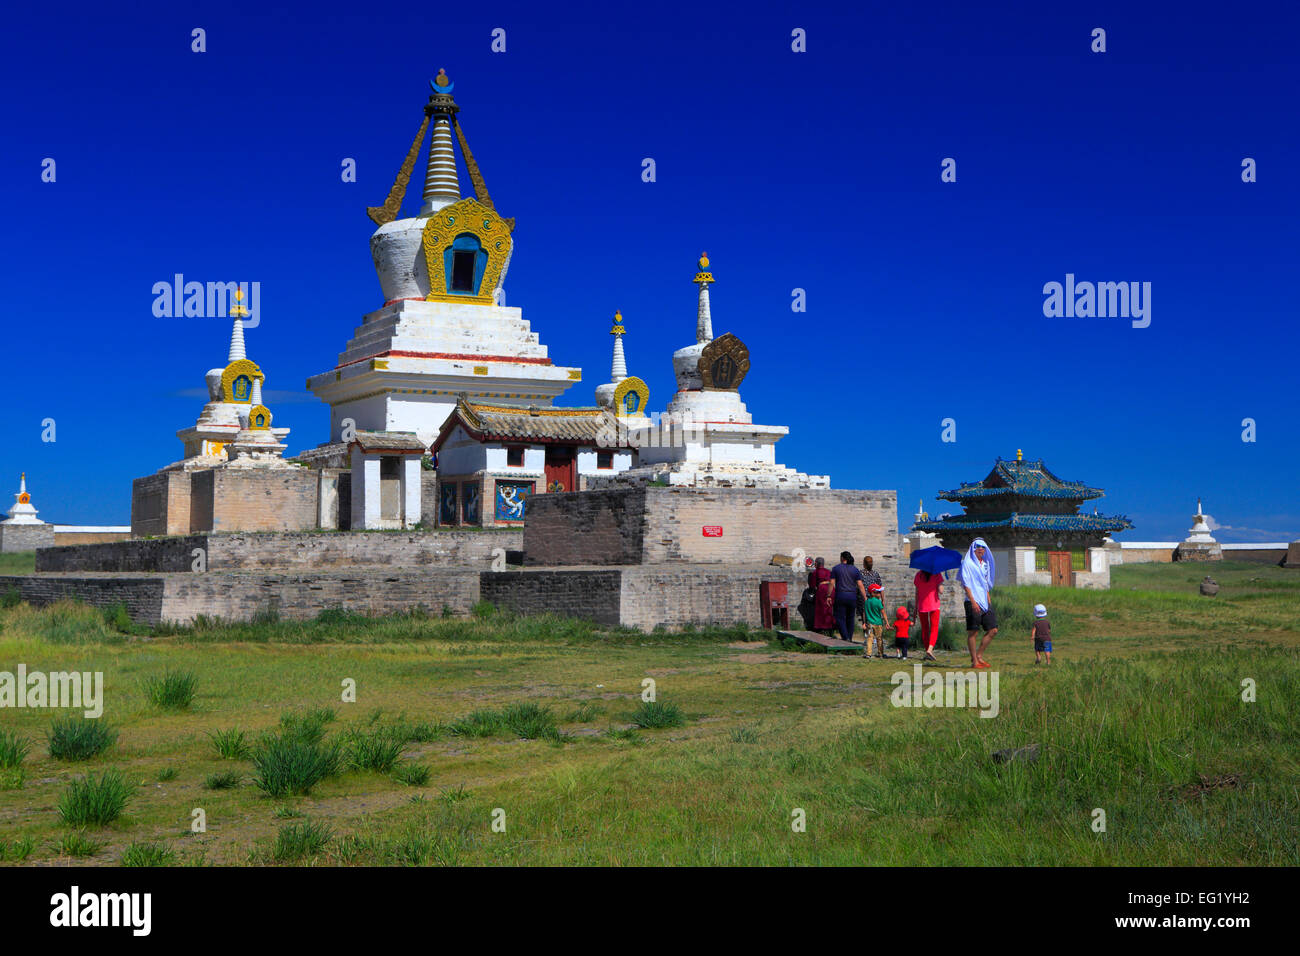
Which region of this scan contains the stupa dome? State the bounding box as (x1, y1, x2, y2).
(371, 218, 433, 302)
(205, 368, 224, 401)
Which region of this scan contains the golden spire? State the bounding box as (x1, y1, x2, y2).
(230, 286, 250, 319)
(693, 251, 713, 285)
(611, 310, 625, 336)
(1016, 448, 1023, 462)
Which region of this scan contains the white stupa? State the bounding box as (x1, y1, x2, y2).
(607, 254, 828, 489)
(307, 70, 580, 447)
(2, 473, 44, 525)
(1176, 498, 1222, 561)
(170, 288, 288, 470)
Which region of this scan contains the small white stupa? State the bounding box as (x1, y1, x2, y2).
(906, 499, 938, 553)
(2, 473, 44, 525)
(1176, 498, 1222, 561)
(608, 254, 827, 489)
(170, 287, 290, 470)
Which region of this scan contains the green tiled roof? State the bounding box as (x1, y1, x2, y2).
(914, 513, 1133, 534)
(939, 457, 1104, 502)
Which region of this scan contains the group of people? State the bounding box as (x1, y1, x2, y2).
(798, 550, 943, 661)
(796, 538, 1048, 668)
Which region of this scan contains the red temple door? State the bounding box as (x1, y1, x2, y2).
(543, 446, 576, 493)
(1048, 551, 1073, 587)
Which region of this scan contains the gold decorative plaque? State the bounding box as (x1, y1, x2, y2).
(698, 333, 750, 391)
(221, 359, 264, 404)
(612, 376, 649, 417)
(421, 197, 514, 305)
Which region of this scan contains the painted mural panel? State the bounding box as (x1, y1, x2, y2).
(495, 481, 532, 521)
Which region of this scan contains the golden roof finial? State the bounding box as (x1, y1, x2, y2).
(434, 67, 451, 88)
(611, 310, 625, 336)
(693, 251, 714, 285)
(230, 285, 250, 319)
(1016, 448, 1023, 462)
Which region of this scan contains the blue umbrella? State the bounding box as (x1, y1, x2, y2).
(909, 545, 963, 575)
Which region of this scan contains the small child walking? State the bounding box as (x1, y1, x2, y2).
(1031, 603, 1053, 664)
(863, 584, 886, 657)
(893, 606, 912, 659)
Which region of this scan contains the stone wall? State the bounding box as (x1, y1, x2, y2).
(0, 524, 55, 553)
(522, 489, 646, 565)
(476, 563, 956, 633)
(131, 471, 192, 537)
(523, 486, 899, 568)
(196, 468, 320, 533)
(420, 469, 438, 528)
(162, 569, 479, 625)
(480, 568, 622, 625)
(50, 529, 132, 546)
(1, 570, 480, 626)
(0, 574, 166, 624)
(619, 565, 783, 630)
(37, 530, 524, 573)
(37, 536, 205, 572)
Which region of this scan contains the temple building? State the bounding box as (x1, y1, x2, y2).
(595, 254, 827, 490)
(305, 70, 580, 449)
(912, 451, 1132, 588)
(430, 312, 645, 527)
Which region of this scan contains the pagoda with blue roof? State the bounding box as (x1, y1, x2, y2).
(913, 451, 1132, 555)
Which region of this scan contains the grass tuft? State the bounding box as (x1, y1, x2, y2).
(143, 669, 198, 710)
(58, 770, 134, 826)
(278, 708, 337, 746)
(209, 728, 252, 760)
(0, 835, 35, 862)
(0, 730, 32, 769)
(629, 700, 685, 729)
(272, 820, 333, 862)
(252, 736, 341, 797)
(120, 841, 176, 867)
(204, 770, 242, 790)
(393, 763, 431, 786)
(347, 729, 404, 773)
(47, 717, 118, 761)
(58, 831, 103, 858)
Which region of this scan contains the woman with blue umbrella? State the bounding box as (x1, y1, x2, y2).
(909, 545, 962, 662)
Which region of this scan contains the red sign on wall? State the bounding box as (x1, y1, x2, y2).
(702, 526, 723, 537)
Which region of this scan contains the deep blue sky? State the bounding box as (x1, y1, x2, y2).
(3, 1, 1297, 541)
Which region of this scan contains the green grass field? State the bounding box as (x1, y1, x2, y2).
(0, 560, 1296, 865)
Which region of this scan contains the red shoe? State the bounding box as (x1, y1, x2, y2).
(974, 661, 991, 669)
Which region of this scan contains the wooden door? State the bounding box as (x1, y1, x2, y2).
(543, 446, 576, 493)
(1048, 551, 1072, 587)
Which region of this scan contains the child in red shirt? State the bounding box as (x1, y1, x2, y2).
(892, 607, 912, 659)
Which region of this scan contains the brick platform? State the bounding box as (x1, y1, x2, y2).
(36, 529, 523, 573)
(523, 485, 900, 567)
(0, 524, 55, 553)
(1, 570, 481, 626)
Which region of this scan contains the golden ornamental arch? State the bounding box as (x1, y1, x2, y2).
(421, 197, 514, 304)
(221, 359, 264, 404)
(248, 404, 273, 430)
(612, 376, 649, 417)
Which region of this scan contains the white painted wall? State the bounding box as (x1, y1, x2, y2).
(576, 449, 633, 475)
(402, 457, 422, 529)
(439, 427, 489, 475)
(350, 449, 382, 529)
